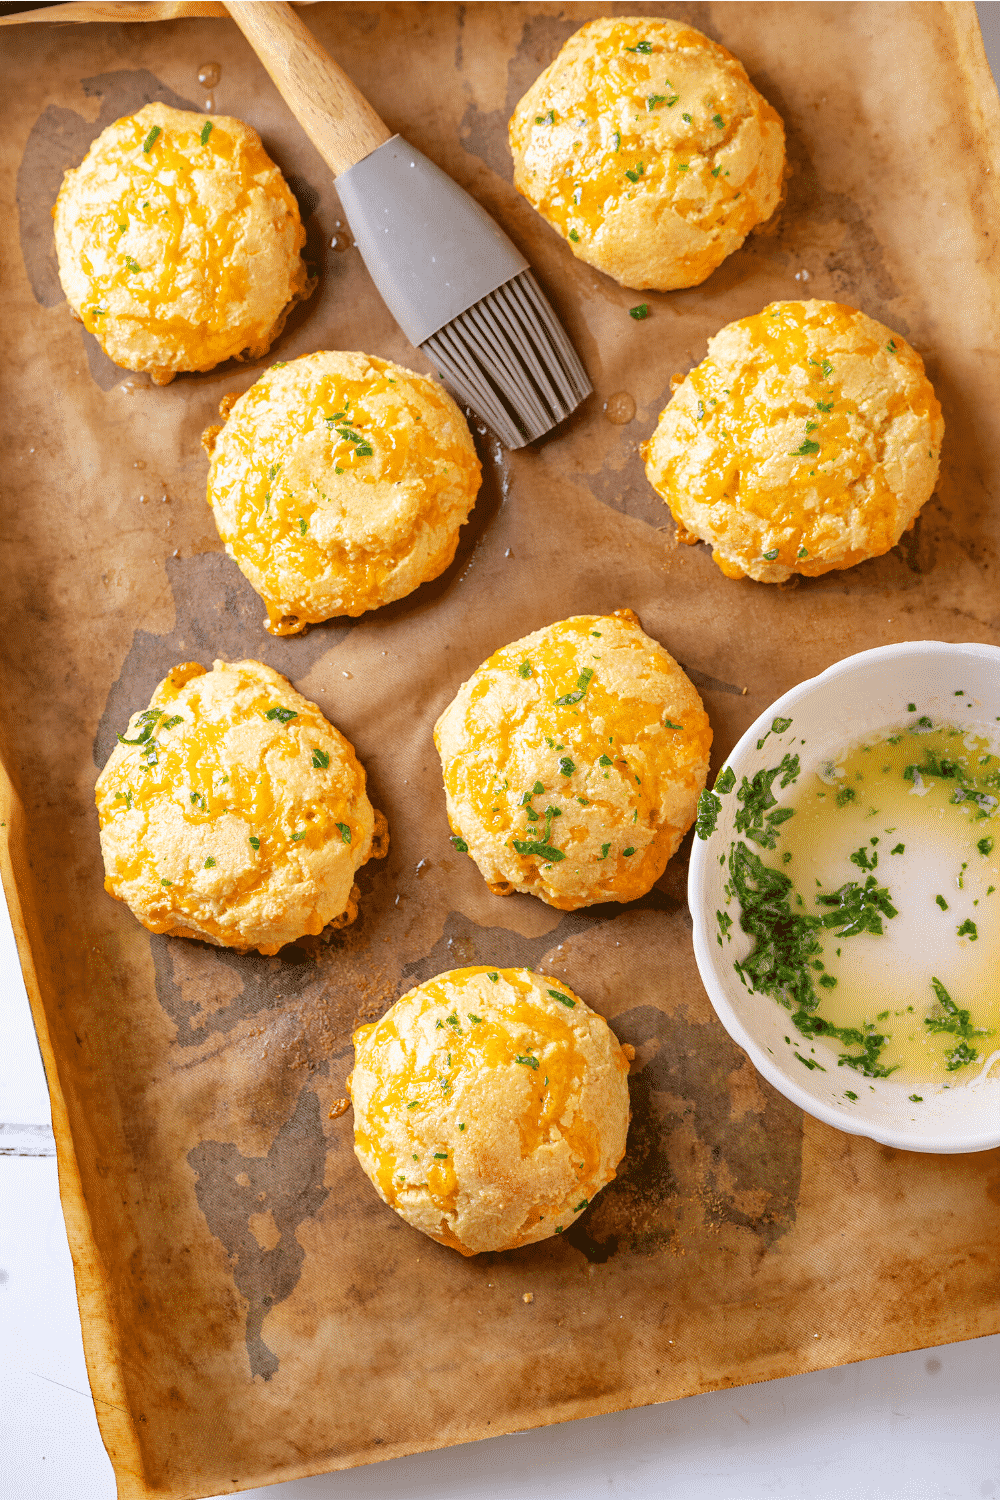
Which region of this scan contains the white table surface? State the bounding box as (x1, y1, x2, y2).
(4, 6, 1000, 1497)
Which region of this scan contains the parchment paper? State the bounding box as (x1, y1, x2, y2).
(2, 5, 999, 1498)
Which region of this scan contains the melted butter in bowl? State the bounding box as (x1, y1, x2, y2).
(689, 642, 1000, 1153)
(742, 724, 1000, 1087)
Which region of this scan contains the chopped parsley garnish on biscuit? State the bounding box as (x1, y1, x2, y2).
(555, 668, 593, 705)
(512, 838, 565, 862)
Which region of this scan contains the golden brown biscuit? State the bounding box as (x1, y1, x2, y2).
(509, 17, 785, 291)
(350, 966, 631, 1255)
(54, 103, 312, 384)
(643, 299, 945, 582)
(434, 610, 711, 910)
(202, 351, 482, 634)
(95, 659, 386, 954)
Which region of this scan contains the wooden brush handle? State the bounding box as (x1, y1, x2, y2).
(223, 1, 391, 176)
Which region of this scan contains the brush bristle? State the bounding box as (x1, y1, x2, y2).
(421, 270, 592, 448)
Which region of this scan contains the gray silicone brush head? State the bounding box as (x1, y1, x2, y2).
(335, 135, 591, 447)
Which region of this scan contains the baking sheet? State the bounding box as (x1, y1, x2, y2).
(2, 5, 1000, 1498)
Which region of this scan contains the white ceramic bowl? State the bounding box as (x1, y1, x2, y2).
(688, 641, 1000, 1154)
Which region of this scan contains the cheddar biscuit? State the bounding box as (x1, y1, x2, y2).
(350, 967, 630, 1255)
(95, 659, 386, 954)
(509, 17, 785, 291)
(643, 300, 944, 582)
(434, 610, 711, 910)
(54, 103, 312, 384)
(203, 351, 482, 634)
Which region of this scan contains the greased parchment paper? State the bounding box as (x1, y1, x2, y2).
(3, 5, 999, 1496)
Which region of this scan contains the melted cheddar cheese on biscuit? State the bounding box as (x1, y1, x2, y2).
(509, 17, 785, 291)
(203, 351, 482, 634)
(434, 610, 711, 910)
(643, 299, 944, 583)
(54, 103, 312, 384)
(350, 967, 630, 1255)
(95, 659, 385, 954)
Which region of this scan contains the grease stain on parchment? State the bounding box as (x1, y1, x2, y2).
(567, 1004, 802, 1262)
(188, 1087, 330, 1380)
(94, 552, 353, 770)
(399, 896, 681, 992)
(149, 852, 391, 1055)
(535, 905, 803, 1264)
(738, 67, 905, 326)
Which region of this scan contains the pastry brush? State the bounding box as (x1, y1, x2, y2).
(223, 1, 591, 447)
